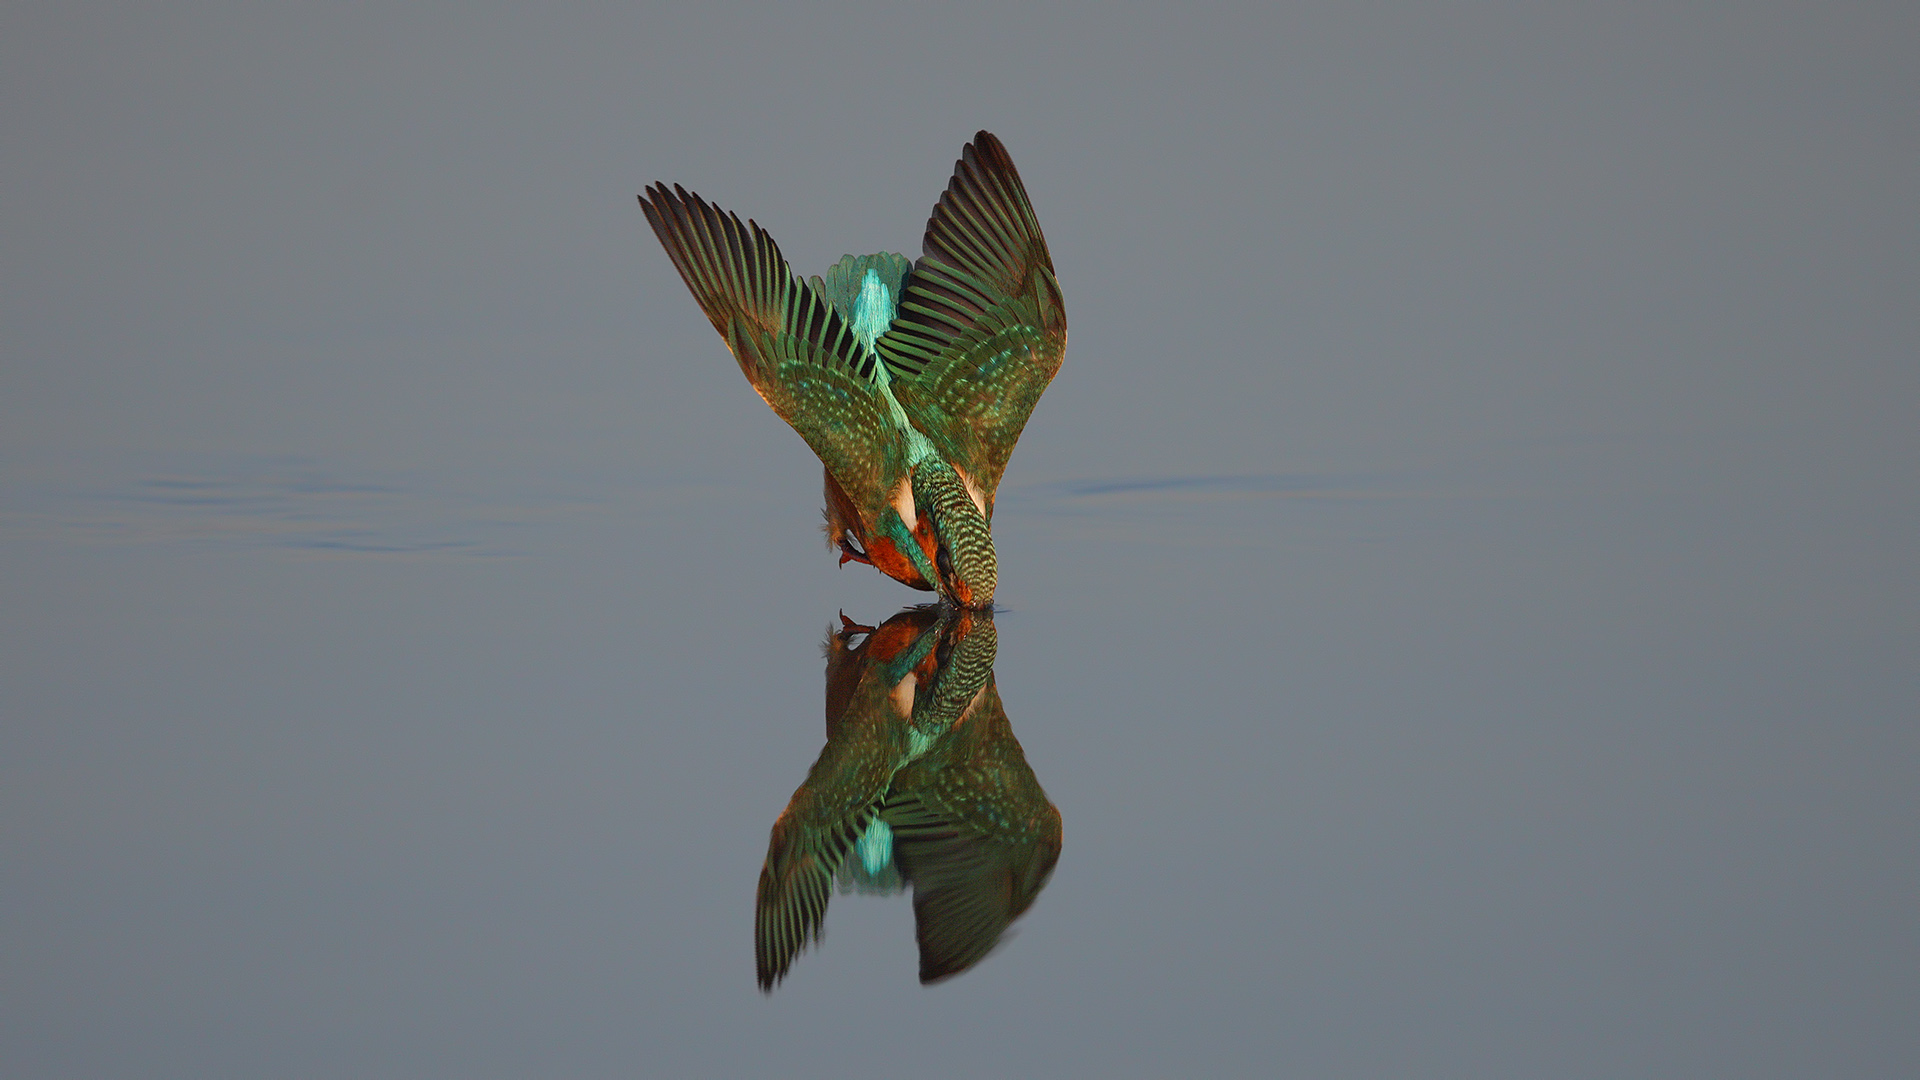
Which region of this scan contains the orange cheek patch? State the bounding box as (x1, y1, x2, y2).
(913, 515, 940, 565)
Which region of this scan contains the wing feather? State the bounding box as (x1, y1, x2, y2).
(640, 184, 904, 523)
(755, 807, 876, 991)
(878, 132, 1067, 509)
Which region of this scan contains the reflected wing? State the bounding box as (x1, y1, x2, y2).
(886, 685, 1064, 984)
(754, 666, 914, 991)
(755, 805, 875, 991)
(878, 132, 1067, 510)
(886, 793, 1063, 984)
(641, 185, 907, 523)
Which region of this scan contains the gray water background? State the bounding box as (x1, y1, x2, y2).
(4, 3, 1915, 1076)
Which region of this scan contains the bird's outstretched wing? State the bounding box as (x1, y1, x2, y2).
(641, 184, 908, 523)
(754, 624, 917, 991)
(878, 132, 1067, 513)
(755, 801, 877, 991)
(885, 685, 1064, 983)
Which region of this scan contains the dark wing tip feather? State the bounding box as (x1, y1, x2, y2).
(891, 132, 1057, 332)
(755, 834, 835, 992)
(754, 811, 876, 992)
(924, 132, 1044, 264)
(875, 131, 1062, 386)
(971, 129, 1011, 164)
(639, 183, 865, 378)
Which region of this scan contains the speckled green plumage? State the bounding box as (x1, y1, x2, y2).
(753, 608, 1061, 990)
(639, 132, 1065, 607)
(881, 683, 1060, 983)
(636, 185, 909, 514)
(880, 137, 1067, 510)
(911, 459, 997, 605)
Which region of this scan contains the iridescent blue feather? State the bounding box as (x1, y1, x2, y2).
(810, 252, 911, 382)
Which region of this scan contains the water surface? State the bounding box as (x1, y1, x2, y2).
(4, 4, 1915, 1077)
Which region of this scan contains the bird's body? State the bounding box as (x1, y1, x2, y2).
(639, 132, 1065, 608)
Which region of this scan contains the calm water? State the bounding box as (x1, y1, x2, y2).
(5, 4, 1915, 1077)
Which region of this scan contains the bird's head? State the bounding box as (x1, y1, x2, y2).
(910, 463, 997, 609)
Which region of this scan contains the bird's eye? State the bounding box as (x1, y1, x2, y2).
(935, 543, 954, 580)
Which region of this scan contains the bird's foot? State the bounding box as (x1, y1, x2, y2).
(837, 532, 873, 566)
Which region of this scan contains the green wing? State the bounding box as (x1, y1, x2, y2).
(640, 184, 906, 522)
(885, 683, 1064, 984)
(877, 132, 1068, 512)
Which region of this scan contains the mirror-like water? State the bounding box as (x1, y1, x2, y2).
(5, 4, 1914, 1078)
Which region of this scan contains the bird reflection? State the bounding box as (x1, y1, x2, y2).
(756, 606, 1062, 990)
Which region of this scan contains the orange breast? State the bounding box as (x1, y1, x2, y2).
(822, 467, 935, 591)
(863, 535, 934, 591)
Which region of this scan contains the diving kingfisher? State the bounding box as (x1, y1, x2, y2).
(639, 131, 1066, 609)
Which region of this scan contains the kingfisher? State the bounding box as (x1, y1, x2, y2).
(639, 131, 1066, 609)
(754, 606, 1062, 989)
